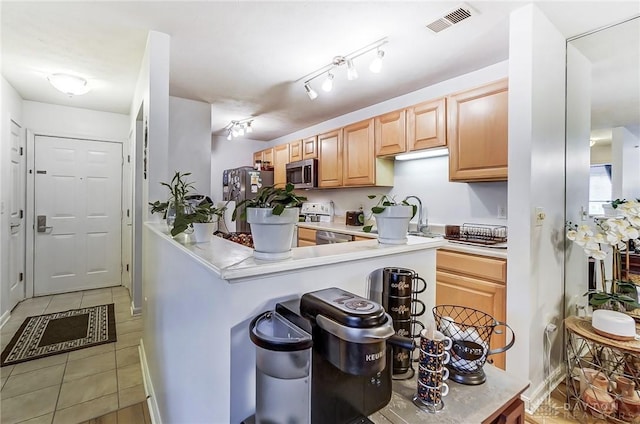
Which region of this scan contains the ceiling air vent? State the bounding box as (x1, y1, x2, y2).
(426, 4, 475, 34)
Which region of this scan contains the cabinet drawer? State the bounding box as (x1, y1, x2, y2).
(298, 227, 317, 242)
(298, 239, 316, 247)
(437, 249, 506, 283)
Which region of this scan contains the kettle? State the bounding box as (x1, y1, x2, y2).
(346, 210, 364, 226)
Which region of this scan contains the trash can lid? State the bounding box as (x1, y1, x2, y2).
(249, 311, 312, 351)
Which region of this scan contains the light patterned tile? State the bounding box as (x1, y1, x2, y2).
(63, 351, 115, 382)
(83, 288, 113, 297)
(115, 311, 132, 323)
(116, 346, 139, 369)
(57, 370, 117, 409)
(11, 413, 53, 424)
(117, 384, 147, 409)
(117, 364, 143, 390)
(53, 393, 118, 424)
(115, 332, 141, 350)
(83, 410, 118, 424)
(12, 353, 68, 375)
(0, 385, 58, 424)
(1, 375, 7, 390)
(67, 343, 115, 362)
(80, 295, 113, 308)
(1, 364, 14, 379)
(1, 364, 64, 399)
(116, 403, 146, 424)
(115, 319, 142, 336)
(44, 299, 82, 314)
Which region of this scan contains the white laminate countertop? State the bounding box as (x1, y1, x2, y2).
(145, 222, 446, 281)
(297, 221, 508, 259)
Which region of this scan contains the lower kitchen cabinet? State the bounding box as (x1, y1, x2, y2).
(297, 227, 317, 247)
(435, 249, 507, 370)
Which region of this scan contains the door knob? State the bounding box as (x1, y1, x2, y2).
(37, 215, 53, 233)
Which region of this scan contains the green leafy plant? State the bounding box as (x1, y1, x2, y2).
(172, 200, 227, 236)
(362, 194, 418, 233)
(232, 183, 307, 221)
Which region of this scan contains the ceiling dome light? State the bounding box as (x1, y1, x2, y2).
(346, 59, 358, 81)
(304, 83, 318, 100)
(369, 49, 385, 74)
(322, 72, 334, 92)
(47, 73, 90, 96)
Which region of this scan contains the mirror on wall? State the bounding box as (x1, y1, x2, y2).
(564, 16, 640, 317)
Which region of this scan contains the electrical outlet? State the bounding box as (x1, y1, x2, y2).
(535, 207, 546, 226)
(497, 205, 507, 219)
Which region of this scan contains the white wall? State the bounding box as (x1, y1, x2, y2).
(507, 4, 567, 411)
(1, 76, 24, 323)
(169, 96, 212, 196)
(23, 101, 128, 141)
(611, 126, 640, 199)
(590, 143, 611, 164)
(266, 61, 510, 226)
(210, 136, 266, 203)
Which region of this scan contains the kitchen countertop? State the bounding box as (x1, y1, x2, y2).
(371, 365, 529, 423)
(297, 221, 508, 259)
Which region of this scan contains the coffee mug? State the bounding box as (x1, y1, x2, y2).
(418, 364, 449, 387)
(392, 346, 411, 373)
(417, 380, 449, 405)
(419, 349, 450, 370)
(383, 267, 427, 297)
(394, 319, 424, 339)
(385, 296, 426, 319)
(420, 329, 452, 355)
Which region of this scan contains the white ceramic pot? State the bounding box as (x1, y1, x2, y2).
(374, 205, 413, 245)
(247, 207, 299, 260)
(191, 222, 217, 243)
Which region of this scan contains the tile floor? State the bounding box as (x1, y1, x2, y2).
(0, 287, 146, 424)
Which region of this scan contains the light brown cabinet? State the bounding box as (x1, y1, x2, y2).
(343, 119, 376, 186)
(273, 144, 290, 187)
(375, 110, 406, 156)
(297, 227, 317, 247)
(289, 140, 303, 162)
(302, 136, 318, 159)
(253, 147, 274, 168)
(435, 249, 507, 370)
(318, 129, 343, 188)
(407, 97, 446, 151)
(447, 79, 508, 182)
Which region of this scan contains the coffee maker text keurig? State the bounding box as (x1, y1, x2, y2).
(253, 288, 413, 424)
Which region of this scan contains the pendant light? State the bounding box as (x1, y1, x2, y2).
(346, 59, 358, 80)
(321, 72, 334, 92)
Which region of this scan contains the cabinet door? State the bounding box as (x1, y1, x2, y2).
(375, 110, 406, 156)
(253, 150, 263, 165)
(436, 270, 506, 370)
(302, 136, 318, 159)
(318, 129, 343, 188)
(448, 79, 508, 182)
(273, 144, 290, 188)
(298, 227, 317, 245)
(289, 140, 303, 162)
(343, 119, 375, 186)
(407, 98, 446, 151)
(262, 148, 274, 168)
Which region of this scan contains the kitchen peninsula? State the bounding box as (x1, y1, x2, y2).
(141, 222, 445, 423)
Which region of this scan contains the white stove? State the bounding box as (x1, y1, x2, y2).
(300, 202, 334, 223)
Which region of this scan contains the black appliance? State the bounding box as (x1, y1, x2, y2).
(286, 158, 317, 189)
(274, 288, 413, 424)
(222, 167, 274, 233)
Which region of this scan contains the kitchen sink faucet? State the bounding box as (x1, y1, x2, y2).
(404, 196, 428, 234)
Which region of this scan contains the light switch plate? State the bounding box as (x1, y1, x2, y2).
(497, 205, 507, 219)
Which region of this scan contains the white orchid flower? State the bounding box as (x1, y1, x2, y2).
(586, 247, 607, 260)
(567, 229, 577, 241)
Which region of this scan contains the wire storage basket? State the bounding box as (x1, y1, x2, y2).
(433, 305, 514, 385)
(444, 224, 507, 245)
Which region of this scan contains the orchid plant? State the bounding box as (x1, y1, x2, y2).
(567, 199, 640, 310)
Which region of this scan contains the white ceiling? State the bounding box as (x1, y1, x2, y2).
(2, 1, 639, 142)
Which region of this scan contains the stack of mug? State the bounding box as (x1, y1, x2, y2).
(416, 329, 452, 411)
(382, 267, 427, 375)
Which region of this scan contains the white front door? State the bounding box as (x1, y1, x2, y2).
(34, 136, 122, 295)
(9, 121, 26, 309)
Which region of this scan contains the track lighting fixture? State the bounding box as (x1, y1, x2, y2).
(300, 37, 387, 101)
(224, 118, 255, 140)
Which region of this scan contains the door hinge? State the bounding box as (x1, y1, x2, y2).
(127, 155, 131, 163)
(20, 147, 23, 156)
(19, 209, 23, 219)
(127, 209, 130, 217)
(19, 272, 23, 282)
(126, 264, 129, 272)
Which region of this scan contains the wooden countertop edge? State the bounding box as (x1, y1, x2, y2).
(481, 385, 530, 424)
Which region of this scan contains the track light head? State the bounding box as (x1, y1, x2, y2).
(322, 72, 334, 92)
(226, 130, 233, 141)
(246, 121, 253, 133)
(304, 82, 318, 100)
(346, 59, 358, 81)
(369, 49, 385, 73)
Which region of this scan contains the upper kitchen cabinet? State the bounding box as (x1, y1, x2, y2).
(318, 129, 343, 188)
(273, 144, 290, 187)
(253, 147, 274, 168)
(407, 97, 446, 151)
(447, 79, 508, 182)
(289, 140, 303, 162)
(343, 119, 393, 187)
(302, 136, 318, 159)
(375, 110, 406, 156)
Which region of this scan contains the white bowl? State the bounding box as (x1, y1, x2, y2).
(592, 310, 636, 340)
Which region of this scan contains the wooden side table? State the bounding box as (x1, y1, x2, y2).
(564, 316, 640, 422)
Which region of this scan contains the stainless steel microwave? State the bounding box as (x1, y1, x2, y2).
(286, 158, 317, 189)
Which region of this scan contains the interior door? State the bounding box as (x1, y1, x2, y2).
(8, 120, 26, 309)
(34, 136, 122, 295)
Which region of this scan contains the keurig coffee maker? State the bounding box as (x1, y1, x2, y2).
(270, 287, 413, 424)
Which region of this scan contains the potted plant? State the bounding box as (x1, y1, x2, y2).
(362, 194, 417, 245)
(232, 183, 307, 260)
(180, 201, 227, 243)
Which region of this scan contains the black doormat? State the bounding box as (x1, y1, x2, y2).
(1, 304, 116, 367)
